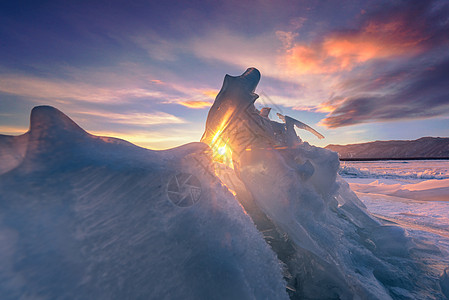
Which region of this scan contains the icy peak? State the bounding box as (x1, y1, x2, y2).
(222, 67, 260, 94)
(236, 67, 260, 93)
(29, 105, 86, 138)
(221, 67, 260, 101)
(201, 68, 262, 150)
(0, 106, 89, 174)
(20, 106, 93, 170)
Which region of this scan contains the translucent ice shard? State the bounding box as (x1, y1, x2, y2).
(277, 113, 324, 140)
(202, 67, 448, 299)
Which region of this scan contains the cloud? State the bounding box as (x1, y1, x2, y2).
(281, 0, 449, 77)
(187, 29, 282, 79)
(75, 110, 186, 126)
(0, 75, 119, 103)
(171, 2, 448, 118)
(174, 89, 216, 109)
(0, 70, 219, 111)
(320, 55, 449, 128)
(200, 89, 218, 99)
(284, 19, 427, 75)
(178, 101, 211, 109)
(276, 31, 298, 49)
(131, 34, 180, 62)
(0, 74, 165, 104)
(1, 0, 448, 138)
(282, 0, 449, 128)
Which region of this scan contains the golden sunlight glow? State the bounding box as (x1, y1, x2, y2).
(208, 129, 238, 197)
(209, 130, 234, 169)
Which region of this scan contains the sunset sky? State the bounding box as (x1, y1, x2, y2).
(1, 0, 448, 149)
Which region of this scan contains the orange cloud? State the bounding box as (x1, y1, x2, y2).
(284, 19, 426, 75)
(200, 89, 218, 99)
(179, 100, 212, 109)
(314, 98, 348, 113)
(324, 21, 423, 67)
(285, 45, 329, 74)
(151, 79, 164, 84)
(291, 98, 348, 114)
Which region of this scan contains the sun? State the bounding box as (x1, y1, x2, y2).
(218, 146, 226, 156)
(209, 130, 234, 169)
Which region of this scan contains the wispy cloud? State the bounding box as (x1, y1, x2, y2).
(0, 70, 219, 110)
(0, 74, 167, 104)
(200, 89, 218, 99)
(281, 2, 444, 75)
(178, 101, 211, 109)
(187, 29, 282, 79)
(286, 0, 449, 127)
(174, 88, 216, 109)
(0, 75, 123, 103)
(1, 0, 448, 148)
(284, 20, 424, 75)
(75, 110, 186, 126)
(320, 55, 449, 128)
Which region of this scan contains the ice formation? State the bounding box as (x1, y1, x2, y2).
(202, 68, 448, 299)
(0, 106, 288, 299)
(0, 68, 448, 299)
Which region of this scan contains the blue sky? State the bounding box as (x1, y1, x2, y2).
(1, 0, 448, 149)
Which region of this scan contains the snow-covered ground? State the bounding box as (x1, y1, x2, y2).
(341, 160, 449, 270)
(340, 160, 449, 182)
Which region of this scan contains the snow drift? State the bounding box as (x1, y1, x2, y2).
(350, 179, 449, 202)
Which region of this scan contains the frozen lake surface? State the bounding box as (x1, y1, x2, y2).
(340, 159, 449, 182)
(341, 160, 449, 268)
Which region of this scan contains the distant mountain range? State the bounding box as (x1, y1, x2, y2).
(325, 137, 449, 160)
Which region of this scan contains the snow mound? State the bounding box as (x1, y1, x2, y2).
(350, 179, 449, 202)
(0, 106, 288, 300)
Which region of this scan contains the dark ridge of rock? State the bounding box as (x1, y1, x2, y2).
(325, 137, 449, 160)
